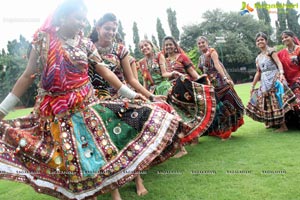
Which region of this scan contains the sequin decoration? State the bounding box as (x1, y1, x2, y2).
(84, 149, 93, 158)
(40, 149, 47, 157)
(69, 165, 76, 171)
(97, 129, 103, 136)
(19, 138, 27, 147)
(113, 126, 121, 135)
(54, 156, 62, 165)
(102, 140, 108, 146)
(64, 143, 71, 150)
(67, 154, 74, 161)
(131, 111, 138, 118)
(62, 132, 68, 138)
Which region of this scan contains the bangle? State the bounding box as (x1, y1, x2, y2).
(149, 95, 154, 102)
(279, 70, 284, 74)
(223, 76, 228, 81)
(118, 85, 137, 99)
(0, 92, 20, 115)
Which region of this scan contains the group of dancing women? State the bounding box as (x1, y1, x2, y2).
(0, 0, 299, 199)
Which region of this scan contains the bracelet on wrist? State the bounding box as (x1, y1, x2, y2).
(279, 70, 284, 74)
(0, 92, 20, 116)
(118, 85, 137, 99)
(223, 76, 228, 81)
(149, 95, 154, 102)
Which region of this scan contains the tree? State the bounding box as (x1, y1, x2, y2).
(117, 20, 126, 44)
(132, 22, 143, 60)
(143, 34, 149, 40)
(156, 18, 166, 49)
(166, 8, 180, 41)
(0, 35, 37, 107)
(286, 0, 300, 35)
(128, 45, 134, 56)
(255, 1, 272, 26)
(180, 9, 272, 78)
(151, 35, 159, 48)
(275, 1, 287, 42)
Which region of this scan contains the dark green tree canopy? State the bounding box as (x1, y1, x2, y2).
(156, 18, 167, 49)
(132, 22, 143, 59)
(167, 8, 180, 41)
(180, 9, 272, 69)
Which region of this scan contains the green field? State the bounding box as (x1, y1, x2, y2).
(1, 83, 300, 200)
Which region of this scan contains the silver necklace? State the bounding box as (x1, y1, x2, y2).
(58, 32, 79, 48)
(288, 45, 295, 54)
(96, 43, 113, 55)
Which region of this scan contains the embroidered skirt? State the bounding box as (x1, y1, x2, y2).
(246, 81, 296, 126)
(0, 99, 179, 200)
(204, 84, 245, 139)
(167, 76, 216, 144)
(285, 78, 300, 128)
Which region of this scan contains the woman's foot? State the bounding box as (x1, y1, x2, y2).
(275, 123, 288, 132)
(221, 135, 231, 141)
(173, 146, 188, 158)
(265, 124, 272, 129)
(191, 138, 199, 146)
(135, 175, 148, 196)
(111, 189, 122, 200)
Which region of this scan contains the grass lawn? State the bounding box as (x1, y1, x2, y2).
(1, 83, 300, 200)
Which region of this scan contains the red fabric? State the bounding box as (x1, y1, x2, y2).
(180, 84, 215, 143)
(278, 47, 300, 86)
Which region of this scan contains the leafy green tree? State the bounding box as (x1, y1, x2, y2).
(117, 20, 126, 43)
(132, 22, 143, 59)
(156, 18, 166, 49)
(166, 8, 180, 41)
(186, 47, 201, 74)
(286, 0, 300, 35)
(255, 1, 271, 26)
(0, 35, 37, 107)
(180, 9, 272, 79)
(128, 45, 134, 56)
(151, 35, 159, 48)
(275, 1, 287, 42)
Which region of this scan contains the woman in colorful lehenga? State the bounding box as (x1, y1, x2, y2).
(0, 1, 181, 199)
(277, 30, 300, 128)
(89, 13, 165, 102)
(138, 39, 177, 95)
(138, 39, 216, 158)
(88, 13, 183, 196)
(245, 32, 296, 132)
(160, 36, 216, 157)
(197, 36, 245, 140)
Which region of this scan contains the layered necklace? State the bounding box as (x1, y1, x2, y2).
(288, 45, 296, 54)
(167, 53, 177, 68)
(57, 32, 79, 48)
(146, 55, 154, 69)
(96, 42, 113, 55)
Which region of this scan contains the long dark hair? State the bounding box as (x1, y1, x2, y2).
(281, 30, 300, 45)
(89, 13, 118, 43)
(162, 35, 188, 58)
(255, 32, 268, 41)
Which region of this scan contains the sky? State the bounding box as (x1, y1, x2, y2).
(0, 0, 299, 51)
